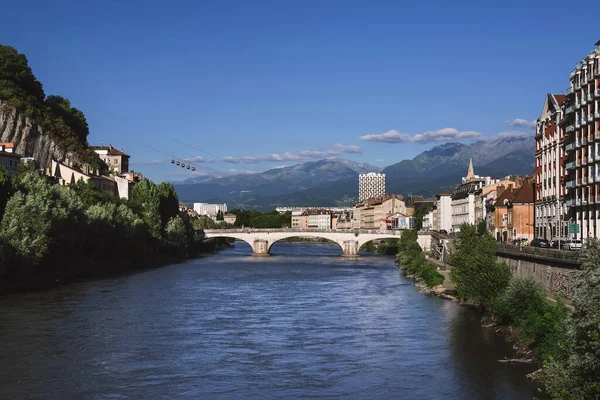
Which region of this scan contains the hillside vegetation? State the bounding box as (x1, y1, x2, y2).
(0, 45, 93, 162)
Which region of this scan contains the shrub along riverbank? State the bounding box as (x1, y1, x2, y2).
(0, 167, 228, 295)
(394, 230, 444, 288)
(394, 222, 600, 399)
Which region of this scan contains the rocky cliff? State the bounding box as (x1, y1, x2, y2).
(0, 100, 66, 170)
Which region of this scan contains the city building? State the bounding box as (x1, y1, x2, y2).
(435, 190, 453, 232)
(92, 145, 130, 174)
(492, 182, 534, 243)
(193, 203, 227, 217)
(562, 41, 600, 240)
(535, 93, 568, 240)
(291, 210, 307, 229)
(307, 210, 332, 229)
(48, 159, 117, 197)
(358, 172, 385, 201)
(333, 209, 353, 230)
(352, 194, 406, 230)
(450, 159, 488, 232)
(0, 142, 21, 178)
(391, 214, 414, 230)
(224, 213, 237, 225)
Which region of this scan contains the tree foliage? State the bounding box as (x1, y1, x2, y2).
(0, 45, 90, 159)
(413, 204, 431, 231)
(0, 166, 12, 217)
(543, 239, 600, 399)
(449, 223, 511, 307)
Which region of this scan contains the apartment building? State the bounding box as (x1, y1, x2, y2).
(358, 172, 385, 201)
(562, 41, 600, 239)
(352, 194, 406, 230)
(193, 203, 227, 217)
(435, 190, 453, 232)
(92, 145, 130, 174)
(307, 210, 332, 229)
(492, 182, 534, 243)
(535, 93, 568, 239)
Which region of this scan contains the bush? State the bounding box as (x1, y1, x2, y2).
(491, 276, 545, 324)
(543, 239, 600, 399)
(395, 233, 444, 288)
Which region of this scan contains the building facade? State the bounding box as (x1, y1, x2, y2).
(535, 93, 568, 240)
(358, 172, 385, 201)
(435, 191, 453, 232)
(0, 143, 21, 178)
(193, 203, 227, 217)
(450, 160, 487, 232)
(562, 41, 600, 240)
(307, 210, 332, 229)
(92, 145, 130, 174)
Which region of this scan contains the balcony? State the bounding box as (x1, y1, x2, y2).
(596, 153, 600, 161)
(582, 96, 588, 106)
(575, 99, 581, 108)
(566, 141, 576, 151)
(565, 198, 575, 206)
(576, 82, 581, 90)
(596, 111, 600, 120)
(565, 161, 575, 169)
(588, 156, 594, 164)
(576, 198, 582, 205)
(582, 136, 588, 145)
(566, 180, 576, 188)
(565, 105, 575, 115)
(595, 68, 600, 77)
(589, 113, 595, 123)
(566, 87, 574, 95)
(588, 92, 594, 102)
(596, 89, 600, 98)
(576, 120, 581, 129)
(566, 124, 575, 133)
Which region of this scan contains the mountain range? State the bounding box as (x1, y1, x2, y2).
(174, 136, 535, 211)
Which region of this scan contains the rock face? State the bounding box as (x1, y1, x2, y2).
(0, 101, 66, 170)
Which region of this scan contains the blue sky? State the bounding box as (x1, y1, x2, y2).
(1, 0, 597, 182)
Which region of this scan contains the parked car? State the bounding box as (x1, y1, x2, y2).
(561, 239, 582, 251)
(530, 238, 550, 248)
(550, 238, 568, 248)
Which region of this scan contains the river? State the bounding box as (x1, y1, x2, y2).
(0, 242, 538, 399)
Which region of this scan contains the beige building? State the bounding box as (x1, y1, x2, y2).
(48, 160, 117, 197)
(352, 194, 406, 230)
(224, 213, 237, 225)
(0, 142, 21, 179)
(92, 145, 130, 174)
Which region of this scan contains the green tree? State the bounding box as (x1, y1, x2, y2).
(449, 223, 511, 307)
(0, 171, 85, 265)
(156, 182, 179, 229)
(0, 166, 13, 217)
(216, 210, 224, 220)
(413, 204, 431, 231)
(166, 216, 187, 248)
(477, 220, 487, 236)
(0, 45, 45, 120)
(131, 178, 161, 237)
(71, 179, 113, 208)
(543, 239, 600, 399)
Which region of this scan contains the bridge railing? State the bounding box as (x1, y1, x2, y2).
(201, 228, 402, 235)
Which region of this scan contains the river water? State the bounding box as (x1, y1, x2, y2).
(0, 242, 538, 399)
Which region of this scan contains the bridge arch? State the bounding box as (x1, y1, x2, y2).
(198, 229, 404, 257)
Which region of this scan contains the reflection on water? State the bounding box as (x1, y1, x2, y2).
(0, 242, 537, 399)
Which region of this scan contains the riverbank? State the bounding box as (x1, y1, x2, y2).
(399, 258, 543, 372)
(0, 241, 232, 296)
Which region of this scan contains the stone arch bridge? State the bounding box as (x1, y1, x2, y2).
(197, 228, 407, 257)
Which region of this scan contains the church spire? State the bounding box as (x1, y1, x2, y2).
(466, 158, 475, 181)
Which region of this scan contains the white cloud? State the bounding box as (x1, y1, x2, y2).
(360, 128, 480, 143)
(495, 131, 533, 139)
(132, 159, 163, 166)
(375, 158, 385, 163)
(505, 119, 536, 129)
(221, 143, 362, 164)
(182, 156, 206, 163)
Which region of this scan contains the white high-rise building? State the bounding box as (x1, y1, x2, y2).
(359, 172, 385, 201)
(193, 202, 227, 217)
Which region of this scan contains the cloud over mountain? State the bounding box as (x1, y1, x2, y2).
(221, 143, 362, 163)
(360, 128, 480, 143)
(505, 118, 536, 129)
